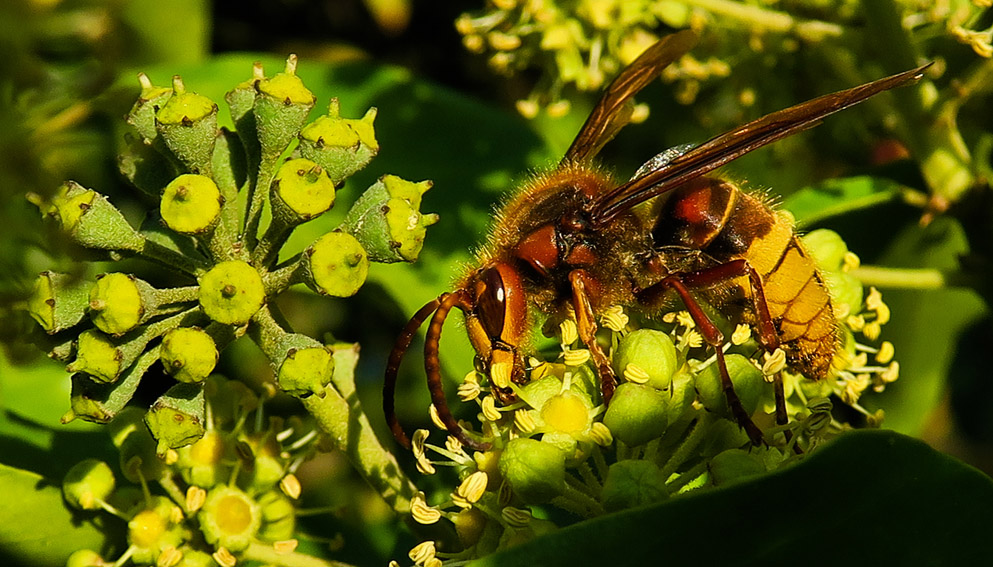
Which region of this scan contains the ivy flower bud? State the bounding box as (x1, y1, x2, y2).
(602, 382, 668, 447)
(127, 73, 173, 143)
(66, 370, 142, 424)
(160, 174, 223, 234)
(67, 329, 137, 383)
(600, 460, 667, 512)
(26, 271, 92, 334)
(155, 76, 219, 175)
(225, 61, 265, 127)
(62, 459, 115, 510)
(498, 438, 566, 503)
(802, 229, 849, 272)
(128, 496, 185, 565)
(88, 272, 156, 335)
(258, 490, 297, 542)
(260, 333, 334, 397)
(144, 383, 207, 455)
(39, 181, 145, 252)
(302, 231, 369, 297)
(270, 158, 336, 223)
(695, 354, 763, 419)
(66, 549, 105, 567)
(340, 175, 439, 263)
(298, 100, 378, 184)
(175, 430, 226, 488)
(199, 485, 262, 553)
(611, 329, 677, 390)
(453, 508, 487, 548)
(160, 326, 218, 383)
(112, 408, 169, 483)
(254, 55, 316, 162)
(824, 270, 864, 320)
(198, 261, 266, 325)
(708, 448, 767, 486)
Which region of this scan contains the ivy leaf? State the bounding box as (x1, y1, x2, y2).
(0, 463, 111, 567)
(783, 175, 905, 228)
(470, 431, 993, 567)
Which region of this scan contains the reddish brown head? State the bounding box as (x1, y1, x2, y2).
(383, 260, 528, 451)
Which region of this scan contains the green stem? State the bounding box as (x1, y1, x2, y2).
(253, 215, 293, 268)
(262, 258, 301, 295)
(140, 239, 211, 277)
(664, 460, 709, 496)
(850, 265, 975, 289)
(243, 541, 353, 567)
(681, 0, 846, 42)
(244, 157, 279, 250)
(658, 414, 710, 481)
(299, 343, 418, 516)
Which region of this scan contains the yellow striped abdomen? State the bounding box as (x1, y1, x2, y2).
(740, 208, 838, 379)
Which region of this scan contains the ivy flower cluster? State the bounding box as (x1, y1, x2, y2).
(455, 0, 992, 119)
(397, 228, 897, 565)
(25, 56, 436, 455)
(61, 375, 321, 567)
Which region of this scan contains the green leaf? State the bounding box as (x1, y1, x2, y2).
(470, 431, 993, 567)
(783, 175, 904, 228)
(0, 463, 111, 567)
(860, 215, 986, 435)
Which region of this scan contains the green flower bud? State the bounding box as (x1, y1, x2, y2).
(499, 437, 566, 503)
(802, 229, 848, 272)
(453, 507, 489, 548)
(198, 260, 266, 325)
(160, 326, 218, 383)
(257, 490, 296, 542)
(823, 270, 863, 320)
(112, 407, 169, 483)
(539, 390, 593, 437)
(695, 354, 763, 419)
(271, 158, 336, 222)
(128, 496, 184, 565)
(612, 329, 678, 390)
(62, 459, 115, 511)
(176, 429, 228, 487)
(117, 133, 176, 197)
(66, 367, 143, 424)
(39, 182, 145, 252)
(175, 549, 214, 567)
(340, 175, 439, 263)
(237, 433, 286, 491)
(127, 73, 173, 143)
(708, 448, 767, 486)
(265, 334, 334, 397)
(160, 174, 223, 234)
(88, 273, 156, 336)
(254, 55, 316, 161)
(225, 61, 265, 127)
(298, 100, 378, 184)
(199, 485, 261, 552)
(600, 460, 667, 512)
(700, 418, 752, 457)
(67, 329, 131, 383)
(602, 382, 668, 447)
(144, 383, 206, 455)
(155, 76, 219, 175)
(66, 549, 105, 567)
(26, 271, 92, 334)
(302, 231, 369, 297)
(666, 369, 696, 428)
